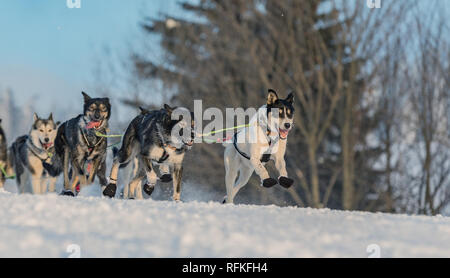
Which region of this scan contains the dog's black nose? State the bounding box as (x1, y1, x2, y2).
(284, 123, 291, 129)
(45, 138, 50, 143)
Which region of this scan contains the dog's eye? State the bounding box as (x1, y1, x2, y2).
(48, 129, 52, 132)
(40, 129, 44, 132)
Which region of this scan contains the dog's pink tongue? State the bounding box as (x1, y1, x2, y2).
(87, 121, 101, 129)
(280, 129, 289, 138)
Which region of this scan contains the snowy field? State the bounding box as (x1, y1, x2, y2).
(0, 187, 449, 258)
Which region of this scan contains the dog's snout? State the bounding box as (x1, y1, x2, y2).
(44, 138, 50, 143)
(284, 123, 291, 129)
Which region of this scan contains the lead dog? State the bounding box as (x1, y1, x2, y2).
(223, 89, 295, 204)
(47, 92, 111, 196)
(9, 113, 59, 194)
(103, 105, 195, 200)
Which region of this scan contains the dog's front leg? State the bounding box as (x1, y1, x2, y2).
(275, 155, 293, 189)
(250, 155, 277, 188)
(48, 177, 57, 193)
(96, 160, 108, 187)
(142, 158, 157, 197)
(172, 164, 183, 201)
(159, 163, 172, 183)
(29, 156, 44, 194)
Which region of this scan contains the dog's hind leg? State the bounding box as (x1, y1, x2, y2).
(224, 146, 239, 204)
(128, 168, 145, 200)
(172, 164, 183, 202)
(231, 166, 254, 201)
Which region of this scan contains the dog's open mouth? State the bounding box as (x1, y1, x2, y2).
(86, 120, 103, 129)
(185, 141, 194, 147)
(279, 129, 290, 140)
(40, 141, 53, 150)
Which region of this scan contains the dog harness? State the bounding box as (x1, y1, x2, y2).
(233, 133, 272, 163)
(80, 127, 105, 154)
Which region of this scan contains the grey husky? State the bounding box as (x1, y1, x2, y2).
(0, 119, 8, 189)
(9, 113, 59, 194)
(223, 89, 295, 204)
(103, 105, 195, 200)
(46, 92, 111, 197)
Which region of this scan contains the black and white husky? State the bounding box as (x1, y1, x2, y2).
(9, 114, 59, 194)
(223, 89, 295, 204)
(103, 105, 195, 200)
(0, 119, 8, 189)
(47, 92, 111, 197)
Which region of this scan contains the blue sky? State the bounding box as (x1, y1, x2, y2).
(0, 0, 448, 114)
(0, 0, 184, 112)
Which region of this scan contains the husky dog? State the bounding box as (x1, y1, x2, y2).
(49, 92, 111, 197)
(223, 89, 295, 204)
(0, 119, 8, 189)
(9, 114, 59, 194)
(103, 104, 195, 200)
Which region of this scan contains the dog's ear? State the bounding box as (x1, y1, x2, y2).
(82, 92, 91, 103)
(139, 107, 149, 114)
(164, 104, 174, 115)
(286, 92, 294, 105)
(48, 113, 53, 121)
(267, 89, 279, 106)
(33, 113, 39, 122)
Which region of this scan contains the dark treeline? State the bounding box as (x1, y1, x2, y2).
(113, 0, 449, 215)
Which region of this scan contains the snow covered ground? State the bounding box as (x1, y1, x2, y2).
(0, 186, 449, 258)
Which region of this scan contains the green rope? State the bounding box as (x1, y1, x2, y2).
(198, 123, 251, 138)
(0, 165, 15, 180)
(95, 131, 123, 138)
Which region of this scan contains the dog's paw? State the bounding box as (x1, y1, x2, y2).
(160, 174, 173, 183)
(279, 176, 294, 189)
(262, 178, 278, 188)
(143, 183, 155, 196)
(103, 183, 117, 198)
(61, 190, 75, 197)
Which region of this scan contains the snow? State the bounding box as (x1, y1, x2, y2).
(0, 187, 449, 258)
